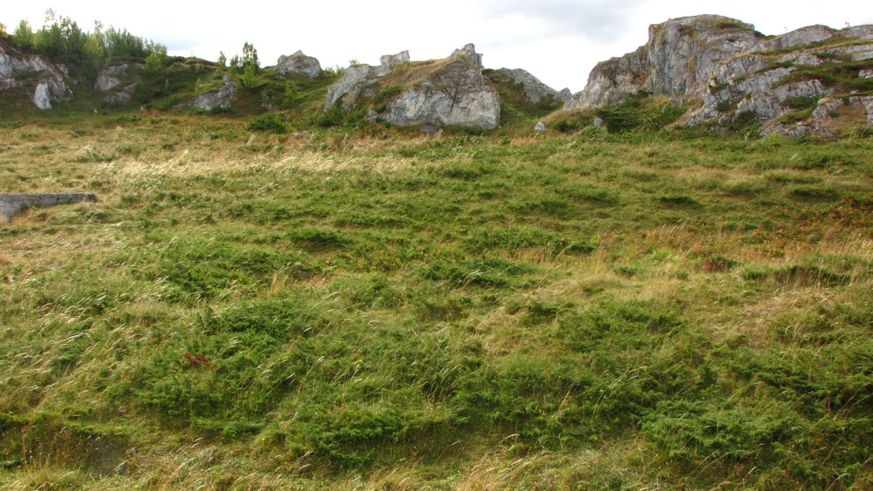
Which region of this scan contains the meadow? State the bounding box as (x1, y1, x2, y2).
(0, 113, 871, 489)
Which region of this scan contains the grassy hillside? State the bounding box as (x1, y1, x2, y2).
(0, 112, 872, 489)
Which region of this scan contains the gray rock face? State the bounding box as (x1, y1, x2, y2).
(496, 68, 561, 104)
(0, 42, 70, 110)
(567, 15, 873, 135)
(325, 64, 374, 108)
(106, 85, 136, 106)
(762, 25, 835, 50)
(325, 51, 411, 108)
(0, 193, 97, 224)
(852, 95, 873, 124)
(568, 15, 762, 110)
(95, 62, 142, 106)
(377, 51, 410, 76)
(325, 44, 500, 130)
(276, 50, 322, 79)
(193, 75, 238, 111)
(861, 69, 873, 79)
(569, 46, 648, 109)
(841, 25, 873, 40)
(95, 63, 128, 91)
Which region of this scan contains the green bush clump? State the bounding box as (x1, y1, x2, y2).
(247, 114, 286, 133)
(596, 99, 642, 133)
(554, 119, 581, 133)
(146, 239, 312, 301)
(785, 96, 820, 110)
(421, 257, 537, 288)
(657, 194, 702, 207)
(643, 103, 686, 130)
(289, 227, 349, 250)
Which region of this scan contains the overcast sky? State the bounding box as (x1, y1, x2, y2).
(3, 1, 871, 91)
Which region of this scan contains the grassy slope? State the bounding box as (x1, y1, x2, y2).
(0, 113, 871, 489)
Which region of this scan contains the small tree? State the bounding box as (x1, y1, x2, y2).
(145, 51, 166, 75)
(12, 20, 35, 49)
(0, 22, 7, 38)
(229, 54, 241, 72)
(217, 51, 227, 67)
(241, 42, 259, 71)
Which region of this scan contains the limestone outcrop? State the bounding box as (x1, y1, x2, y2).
(567, 16, 762, 110)
(565, 15, 873, 135)
(276, 51, 322, 79)
(192, 75, 238, 112)
(325, 44, 501, 130)
(95, 62, 142, 106)
(0, 40, 70, 110)
(494, 68, 563, 105)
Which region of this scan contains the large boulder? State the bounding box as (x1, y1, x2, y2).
(276, 51, 321, 79)
(0, 41, 70, 110)
(325, 44, 500, 130)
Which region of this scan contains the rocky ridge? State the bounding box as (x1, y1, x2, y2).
(566, 15, 873, 135)
(493, 68, 569, 105)
(325, 44, 501, 130)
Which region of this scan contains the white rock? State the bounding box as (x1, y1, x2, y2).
(533, 121, 546, 132)
(0, 44, 70, 109)
(33, 82, 52, 110)
(593, 116, 606, 130)
(779, 51, 823, 66)
(849, 96, 873, 124)
(841, 25, 873, 40)
(325, 44, 501, 130)
(376, 51, 410, 76)
(325, 64, 375, 108)
(766, 25, 835, 50)
(812, 98, 843, 121)
(95, 63, 135, 92)
(193, 75, 238, 111)
(276, 51, 322, 79)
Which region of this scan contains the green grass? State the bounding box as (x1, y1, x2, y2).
(0, 113, 871, 489)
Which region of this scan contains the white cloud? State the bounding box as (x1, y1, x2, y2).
(3, 0, 871, 91)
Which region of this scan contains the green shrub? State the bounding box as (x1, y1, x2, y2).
(248, 114, 286, 133)
(144, 51, 165, 75)
(596, 99, 642, 133)
(643, 103, 686, 130)
(11, 21, 34, 49)
(716, 99, 736, 113)
(657, 194, 702, 207)
(554, 119, 580, 133)
(785, 96, 820, 110)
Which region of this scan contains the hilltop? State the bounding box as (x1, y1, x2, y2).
(2, 14, 872, 137)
